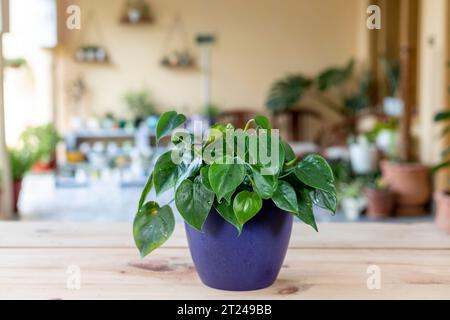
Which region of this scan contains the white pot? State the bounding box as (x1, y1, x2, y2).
(342, 198, 365, 221)
(128, 9, 141, 23)
(349, 143, 377, 175)
(383, 97, 404, 117)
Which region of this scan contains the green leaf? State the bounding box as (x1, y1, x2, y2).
(233, 191, 262, 225)
(272, 180, 298, 213)
(176, 157, 201, 189)
(295, 154, 336, 194)
(432, 160, 450, 174)
(153, 151, 179, 195)
(434, 111, 450, 122)
(283, 141, 296, 162)
(175, 177, 214, 232)
(208, 163, 246, 202)
(133, 202, 175, 258)
(441, 147, 450, 158)
(200, 166, 213, 191)
(138, 173, 153, 210)
(310, 188, 337, 213)
(156, 111, 186, 142)
(215, 200, 242, 234)
(318, 59, 354, 91)
(296, 189, 318, 231)
(251, 166, 278, 199)
(254, 115, 270, 129)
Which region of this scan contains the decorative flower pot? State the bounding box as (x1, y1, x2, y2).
(185, 201, 293, 291)
(349, 143, 377, 175)
(383, 97, 404, 117)
(128, 9, 142, 23)
(381, 161, 431, 216)
(365, 187, 395, 219)
(435, 192, 450, 234)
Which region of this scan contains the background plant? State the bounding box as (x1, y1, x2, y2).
(20, 124, 60, 164)
(8, 148, 35, 181)
(124, 89, 156, 119)
(133, 111, 337, 257)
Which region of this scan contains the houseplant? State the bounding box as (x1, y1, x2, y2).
(123, 89, 156, 126)
(337, 179, 365, 221)
(133, 111, 337, 290)
(8, 148, 35, 213)
(381, 58, 403, 117)
(20, 124, 60, 172)
(348, 134, 377, 175)
(433, 110, 450, 233)
(364, 177, 395, 219)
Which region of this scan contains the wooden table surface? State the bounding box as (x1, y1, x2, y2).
(0, 222, 449, 299)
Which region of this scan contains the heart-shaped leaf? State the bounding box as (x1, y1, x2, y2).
(295, 154, 336, 194)
(153, 151, 179, 195)
(156, 111, 186, 142)
(215, 200, 242, 235)
(175, 177, 214, 232)
(310, 188, 337, 213)
(272, 180, 298, 213)
(200, 166, 213, 191)
(208, 162, 246, 202)
(133, 202, 175, 258)
(251, 166, 278, 199)
(233, 191, 262, 225)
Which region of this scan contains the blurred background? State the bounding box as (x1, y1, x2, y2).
(0, 0, 449, 229)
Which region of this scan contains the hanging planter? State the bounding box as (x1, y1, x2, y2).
(120, 0, 153, 24)
(73, 10, 111, 64)
(160, 16, 196, 69)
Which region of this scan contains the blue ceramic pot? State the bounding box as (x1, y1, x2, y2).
(185, 201, 293, 291)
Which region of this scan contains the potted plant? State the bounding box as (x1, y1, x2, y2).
(8, 148, 35, 213)
(381, 58, 403, 117)
(433, 110, 450, 233)
(123, 89, 156, 127)
(200, 103, 221, 125)
(338, 179, 365, 221)
(133, 111, 337, 290)
(20, 124, 60, 172)
(348, 134, 378, 175)
(364, 177, 395, 219)
(123, 0, 151, 24)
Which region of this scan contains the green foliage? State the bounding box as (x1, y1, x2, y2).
(133, 111, 337, 257)
(265, 59, 370, 115)
(20, 124, 60, 163)
(123, 89, 156, 118)
(381, 58, 400, 97)
(8, 148, 35, 181)
(201, 103, 221, 119)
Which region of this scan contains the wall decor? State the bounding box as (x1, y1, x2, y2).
(160, 16, 195, 69)
(120, 0, 153, 24)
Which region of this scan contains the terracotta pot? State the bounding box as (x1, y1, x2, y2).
(435, 192, 450, 234)
(32, 156, 57, 173)
(381, 161, 431, 216)
(365, 187, 395, 219)
(13, 180, 22, 213)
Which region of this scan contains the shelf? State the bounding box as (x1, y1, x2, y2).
(120, 16, 154, 25)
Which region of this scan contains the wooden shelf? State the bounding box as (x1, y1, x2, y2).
(120, 16, 154, 25)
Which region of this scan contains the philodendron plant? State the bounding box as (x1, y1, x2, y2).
(134, 111, 337, 257)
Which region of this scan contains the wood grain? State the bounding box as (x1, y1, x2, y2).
(0, 222, 449, 299)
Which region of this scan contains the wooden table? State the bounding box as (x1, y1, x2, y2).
(0, 222, 449, 299)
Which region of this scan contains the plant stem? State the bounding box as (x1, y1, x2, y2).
(243, 119, 255, 132)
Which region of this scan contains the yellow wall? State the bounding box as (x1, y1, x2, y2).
(56, 0, 361, 130)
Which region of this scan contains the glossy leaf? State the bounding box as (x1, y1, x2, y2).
(200, 166, 213, 191)
(295, 154, 336, 194)
(153, 151, 179, 195)
(296, 189, 318, 231)
(208, 163, 246, 201)
(283, 140, 296, 162)
(254, 115, 270, 130)
(156, 111, 186, 142)
(310, 188, 337, 213)
(133, 202, 175, 258)
(272, 180, 298, 213)
(175, 177, 214, 232)
(215, 200, 242, 234)
(434, 111, 450, 122)
(251, 166, 278, 199)
(233, 191, 262, 225)
(138, 173, 153, 210)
